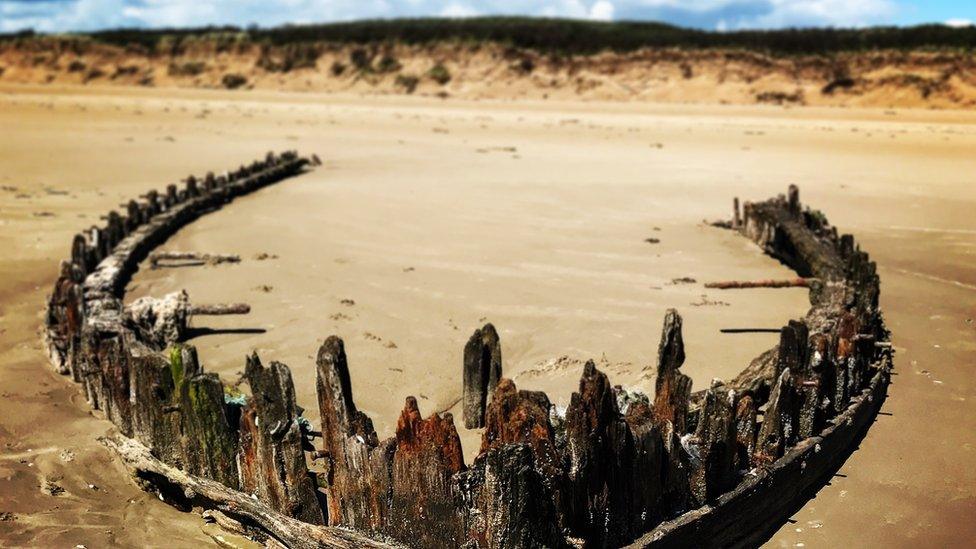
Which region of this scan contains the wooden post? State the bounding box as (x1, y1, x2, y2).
(733, 395, 757, 472)
(755, 368, 796, 464)
(239, 353, 325, 524)
(107, 210, 124, 243)
(127, 199, 141, 231)
(179, 370, 239, 489)
(653, 309, 692, 433)
(788, 184, 800, 216)
(130, 345, 184, 467)
(691, 384, 736, 505)
(71, 233, 89, 276)
(389, 396, 466, 546)
(462, 323, 502, 429)
(315, 336, 389, 529)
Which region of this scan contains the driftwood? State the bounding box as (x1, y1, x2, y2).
(125, 290, 251, 348)
(100, 435, 399, 549)
(189, 303, 251, 316)
(150, 251, 241, 268)
(705, 278, 814, 289)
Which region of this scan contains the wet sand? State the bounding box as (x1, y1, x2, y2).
(1, 84, 974, 548)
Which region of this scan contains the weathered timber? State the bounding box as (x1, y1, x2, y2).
(180, 371, 239, 489)
(129, 340, 183, 467)
(690, 383, 737, 505)
(742, 195, 844, 281)
(44, 172, 893, 549)
(564, 360, 647, 546)
(315, 336, 391, 530)
(462, 323, 502, 429)
(239, 354, 324, 525)
(776, 320, 809, 380)
(653, 309, 692, 433)
(125, 291, 251, 348)
(624, 400, 667, 527)
(798, 332, 830, 439)
(473, 443, 567, 549)
(101, 436, 400, 549)
(389, 397, 465, 546)
(729, 347, 778, 403)
(732, 395, 758, 474)
(188, 303, 251, 316)
(630, 364, 890, 548)
(659, 418, 695, 520)
(94, 334, 133, 437)
(755, 368, 797, 465)
(481, 378, 559, 477)
(125, 290, 190, 348)
(150, 251, 241, 267)
(787, 184, 800, 215)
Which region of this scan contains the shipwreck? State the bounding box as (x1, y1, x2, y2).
(44, 152, 892, 548)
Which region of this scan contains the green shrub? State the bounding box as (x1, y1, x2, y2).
(111, 65, 139, 79)
(375, 54, 401, 73)
(395, 73, 419, 93)
(257, 43, 321, 72)
(168, 60, 206, 76)
(349, 47, 371, 70)
(82, 67, 104, 82)
(427, 63, 451, 84)
(755, 90, 804, 105)
(512, 57, 534, 74)
(221, 73, 247, 89)
(6, 17, 976, 58)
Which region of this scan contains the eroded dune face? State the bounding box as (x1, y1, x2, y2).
(2, 38, 975, 109)
(1, 84, 975, 548)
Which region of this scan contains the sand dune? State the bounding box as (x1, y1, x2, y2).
(2, 39, 975, 110)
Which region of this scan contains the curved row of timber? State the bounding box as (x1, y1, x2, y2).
(43, 154, 892, 548)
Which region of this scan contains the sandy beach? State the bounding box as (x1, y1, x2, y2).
(1, 83, 975, 548)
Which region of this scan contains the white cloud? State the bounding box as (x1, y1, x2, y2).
(944, 18, 973, 28)
(722, 0, 899, 29)
(589, 1, 615, 21)
(441, 2, 480, 17)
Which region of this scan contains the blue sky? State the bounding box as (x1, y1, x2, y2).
(0, 0, 973, 34)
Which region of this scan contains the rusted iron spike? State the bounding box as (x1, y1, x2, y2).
(705, 278, 816, 289)
(720, 328, 782, 334)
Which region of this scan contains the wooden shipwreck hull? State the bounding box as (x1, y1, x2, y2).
(43, 153, 891, 549)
